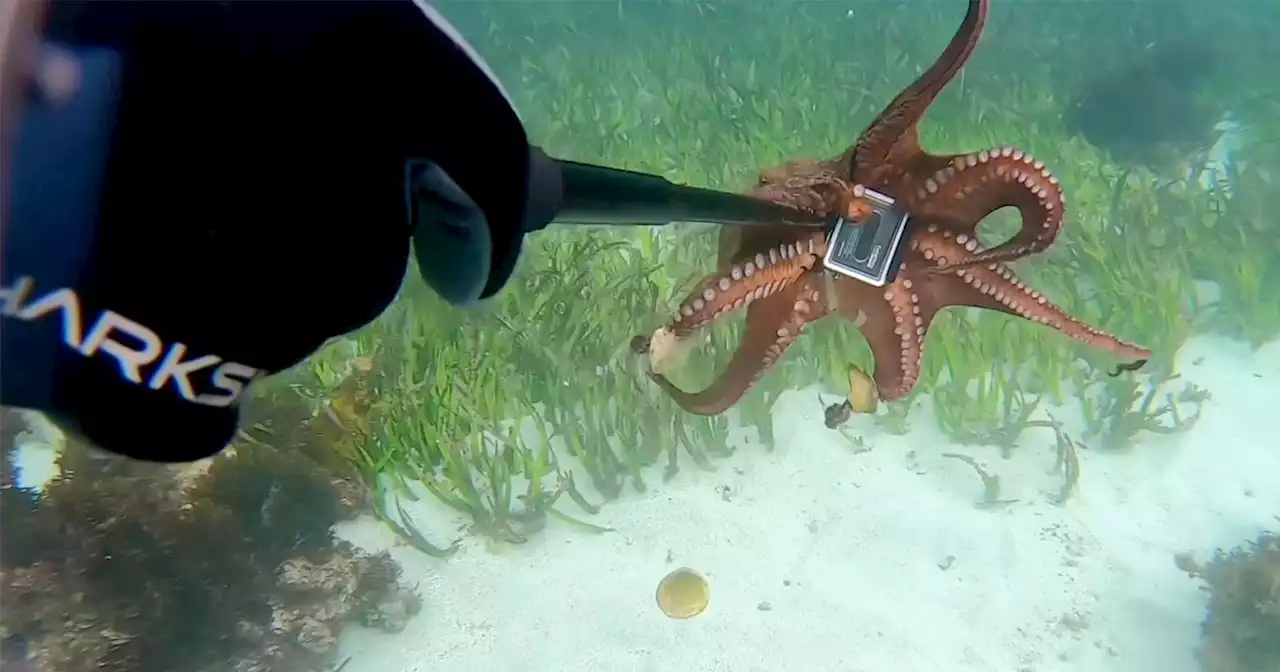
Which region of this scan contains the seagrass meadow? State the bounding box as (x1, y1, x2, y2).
(271, 0, 1280, 542)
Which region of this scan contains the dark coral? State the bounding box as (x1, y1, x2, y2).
(0, 398, 419, 672)
(1183, 531, 1280, 672)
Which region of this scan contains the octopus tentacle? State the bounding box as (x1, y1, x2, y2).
(666, 233, 826, 338)
(912, 147, 1065, 272)
(914, 227, 1152, 361)
(832, 271, 935, 401)
(645, 274, 828, 415)
(849, 0, 987, 171)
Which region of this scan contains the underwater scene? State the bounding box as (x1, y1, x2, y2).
(4, 0, 1280, 670)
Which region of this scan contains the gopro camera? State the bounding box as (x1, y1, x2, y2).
(821, 186, 913, 287)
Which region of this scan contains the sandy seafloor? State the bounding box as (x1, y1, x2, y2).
(8, 335, 1274, 672)
(334, 334, 1280, 672)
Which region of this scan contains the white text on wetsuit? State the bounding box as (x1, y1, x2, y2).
(1, 276, 259, 407)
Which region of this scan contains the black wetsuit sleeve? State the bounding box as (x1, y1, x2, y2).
(35, 0, 527, 461)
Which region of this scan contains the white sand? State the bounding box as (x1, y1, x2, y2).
(335, 334, 1280, 672)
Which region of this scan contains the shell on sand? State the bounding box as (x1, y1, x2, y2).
(848, 365, 878, 414)
(655, 567, 710, 619)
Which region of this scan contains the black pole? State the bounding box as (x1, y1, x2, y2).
(549, 158, 830, 229)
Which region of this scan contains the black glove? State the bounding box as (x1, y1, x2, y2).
(3, 0, 542, 462)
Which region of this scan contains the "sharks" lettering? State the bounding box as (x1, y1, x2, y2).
(1, 276, 259, 407)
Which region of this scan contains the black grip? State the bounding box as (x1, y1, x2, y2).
(555, 160, 681, 225)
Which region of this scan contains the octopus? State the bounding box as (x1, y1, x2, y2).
(632, 0, 1149, 415)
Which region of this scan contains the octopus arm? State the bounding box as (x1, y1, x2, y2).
(913, 150, 1067, 272)
(848, 0, 988, 169)
(833, 274, 938, 402)
(917, 262, 1151, 362)
(647, 274, 827, 415)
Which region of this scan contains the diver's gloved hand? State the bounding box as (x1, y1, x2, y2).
(410, 144, 562, 305)
(2, 0, 544, 462)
